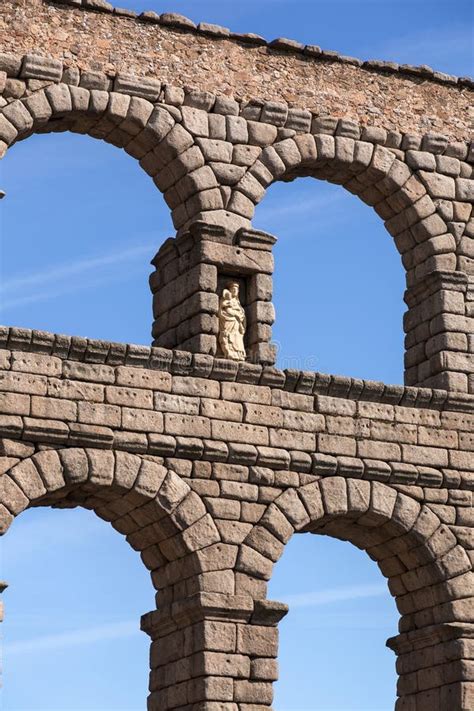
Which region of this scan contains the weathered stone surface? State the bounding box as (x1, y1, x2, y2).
(406, 150, 437, 171)
(20, 53, 62, 82)
(114, 73, 161, 101)
(0, 3, 473, 707)
(0, 2, 470, 141)
(123, 407, 164, 433)
(419, 171, 456, 199)
(456, 178, 474, 202)
(9, 458, 46, 500)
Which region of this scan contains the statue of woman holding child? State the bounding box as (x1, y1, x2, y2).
(218, 281, 246, 361)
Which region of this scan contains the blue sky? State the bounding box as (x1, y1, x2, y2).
(0, 1, 472, 709)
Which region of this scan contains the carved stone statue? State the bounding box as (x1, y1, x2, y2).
(218, 281, 246, 361)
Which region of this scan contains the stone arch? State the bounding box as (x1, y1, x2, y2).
(3, 73, 470, 266)
(0, 85, 185, 213)
(1, 69, 470, 277)
(0, 78, 248, 240)
(236, 476, 473, 709)
(221, 128, 471, 392)
(1, 63, 471, 389)
(0, 447, 229, 709)
(238, 476, 472, 629)
(231, 135, 458, 287)
(0, 448, 220, 590)
(129, 99, 470, 390)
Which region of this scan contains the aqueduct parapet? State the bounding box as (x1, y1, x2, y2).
(0, 2, 473, 709)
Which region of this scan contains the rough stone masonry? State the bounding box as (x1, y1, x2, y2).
(0, 1, 473, 709)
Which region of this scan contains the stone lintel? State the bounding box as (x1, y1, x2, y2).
(235, 227, 277, 251)
(404, 270, 468, 307)
(141, 592, 255, 638)
(141, 593, 288, 639)
(386, 622, 474, 655)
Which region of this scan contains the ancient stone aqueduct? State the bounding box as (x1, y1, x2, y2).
(0, 0, 473, 708)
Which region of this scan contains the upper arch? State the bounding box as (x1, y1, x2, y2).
(1, 60, 472, 386)
(230, 136, 462, 285)
(0, 55, 471, 267)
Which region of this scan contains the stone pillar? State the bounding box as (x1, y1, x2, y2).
(149, 222, 277, 365)
(0, 581, 7, 688)
(403, 271, 473, 393)
(387, 623, 474, 710)
(141, 593, 287, 710)
(0, 581, 7, 624)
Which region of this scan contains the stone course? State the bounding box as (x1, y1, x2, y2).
(0, 2, 473, 709)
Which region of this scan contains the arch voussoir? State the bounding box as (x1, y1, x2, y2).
(273, 486, 310, 529)
(86, 447, 114, 486)
(0, 472, 29, 516)
(258, 502, 295, 543)
(8, 456, 46, 500)
(2, 100, 34, 135)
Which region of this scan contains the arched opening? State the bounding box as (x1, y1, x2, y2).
(0, 449, 217, 709)
(238, 476, 473, 710)
(268, 533, 398, 709)
(1, 505, 152, 710)
(253, 176, 405, 383)
(0, 130, 173, 344)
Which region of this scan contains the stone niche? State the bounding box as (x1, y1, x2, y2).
(150, 222, 277, 364)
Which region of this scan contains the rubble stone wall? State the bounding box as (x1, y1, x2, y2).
(1, 0, 473, 142)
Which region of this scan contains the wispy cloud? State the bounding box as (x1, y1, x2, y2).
(282, 582, 387, 608)
(292, 610, 396, 631)
(0, 241, 157, 312)
(255, 190, 344, 228)
(1, 508, 106, 562)
(1, 245, 153, 293)
(4, 620, 139, 656)
(0, 273, 141, 311)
